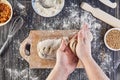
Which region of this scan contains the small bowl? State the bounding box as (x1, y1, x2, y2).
(0, 0, 13, 26)
(104, 28, 120, 51)
(32, 0, 65, 17)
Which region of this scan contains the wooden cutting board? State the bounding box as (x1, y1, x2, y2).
(19, 30, 84, 69)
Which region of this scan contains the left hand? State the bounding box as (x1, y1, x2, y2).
(55, 39, 78, 75)
(76, 24, 92, 60)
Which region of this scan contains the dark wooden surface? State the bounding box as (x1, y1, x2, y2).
(0, 0, 120, 80)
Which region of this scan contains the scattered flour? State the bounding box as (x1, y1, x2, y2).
(13, 39, 21, 51)
(62, 3, 81, 29)
(43, 2, 102, 42)
(98, 51, 113, 75)
(39, 3, 81, 29)
(6, 68, 39, 80)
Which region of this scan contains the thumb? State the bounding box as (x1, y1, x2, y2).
(78, 30, 84, 44)
(59, 39, 67, 51)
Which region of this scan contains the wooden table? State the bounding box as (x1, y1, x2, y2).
(0, 0, 120, 80)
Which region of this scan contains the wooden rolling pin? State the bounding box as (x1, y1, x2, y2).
(81, 2, 120, 28)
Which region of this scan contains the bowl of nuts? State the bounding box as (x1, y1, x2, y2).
(104, 28, 120, 51)
(0, 0, 13, 26)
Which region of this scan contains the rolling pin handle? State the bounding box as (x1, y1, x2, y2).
(80, 2, 94, 13)
(25, 43, 31, 56)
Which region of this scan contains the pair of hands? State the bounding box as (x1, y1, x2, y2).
(55, 24, 92, 75)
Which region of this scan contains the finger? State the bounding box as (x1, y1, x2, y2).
(81, 23, 87, 29)
(74, 56, 79, 63)
(81, 23, 87, 39)
(82, 24, 91, 43)
(85, 25, 92, 42)
(64, 38, 69, 46)
(59, 39, 67, 51)
(87, 28, 93, 42)
(65, 46, 77, 59)
(72, 33, 78, 39)
(78, 30, 84, 44)
(82, 23, 87, 38)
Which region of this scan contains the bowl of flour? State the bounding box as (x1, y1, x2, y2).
(32, 0, 65, 17)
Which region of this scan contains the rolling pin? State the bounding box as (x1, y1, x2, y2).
(99, 0, 117, 8)
(80, 2, 120, 28)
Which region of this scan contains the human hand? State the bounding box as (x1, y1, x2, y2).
(55, 39, 78, 75)
(76, 24, 92, 60)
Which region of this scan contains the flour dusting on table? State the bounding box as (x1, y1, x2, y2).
(6, 68, 39, 80)
(39, 3, 81, 29)
(42, 2, 102, 42)
(98, 51, 113, 73)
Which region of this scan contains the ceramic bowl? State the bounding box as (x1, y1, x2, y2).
(104, 28, 120, 51)
(32, 0, 65, 17)
(0, 0, 13, 26)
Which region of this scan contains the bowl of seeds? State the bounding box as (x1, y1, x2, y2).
(104, 28, 120, 51)
(0, 0, 13, 26)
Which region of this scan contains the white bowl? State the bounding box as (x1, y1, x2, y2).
(0, 0, 13, 26)
(32, 0, 65, 17)
(104, 28, 120, 51)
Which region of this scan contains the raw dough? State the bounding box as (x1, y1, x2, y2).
(37, 37, 77, 60)
(37, 31, 93, 60)
(37, 39, 61, 60)
(69, 31, 93, 54)
(69, 38, 77, 54)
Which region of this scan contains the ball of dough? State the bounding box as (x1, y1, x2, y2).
(37, 39, 61, 60)
(69, 31, 93, 54)
(69, 38, 77, 54)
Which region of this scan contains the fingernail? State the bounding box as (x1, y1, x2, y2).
(59, 40, 66, 51)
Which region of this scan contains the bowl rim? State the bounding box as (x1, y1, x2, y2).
(0, 1, 13, 26)
(104, 28, 120, 51)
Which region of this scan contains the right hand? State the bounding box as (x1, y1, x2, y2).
(76, 24, 92, 60)
(56, 39, 78, 75)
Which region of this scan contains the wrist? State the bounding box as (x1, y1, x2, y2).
(80, 55, 93, 62)
(54, 64, 70, 77)
(46, 64, 69, 80)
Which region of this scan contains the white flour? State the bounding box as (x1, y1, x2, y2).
(62, 3, 81, 29)
(98, 51, 113, 74)
(39, 3, 81, 29)
(43, 2, 102, 37)
(32, 0, 64, 17)
(6, 68, 39, 80)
